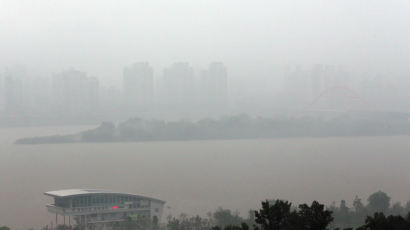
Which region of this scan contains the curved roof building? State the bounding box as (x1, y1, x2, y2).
(45, 189, 165, 230)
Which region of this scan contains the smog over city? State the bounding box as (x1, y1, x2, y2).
(0, 1, 410, 230)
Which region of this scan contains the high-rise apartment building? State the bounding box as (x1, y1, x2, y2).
(199, 62, 228, 109)
(52, 69, 99, 115)
(123, 62, 154, 108)
(162, 62, 195, 109)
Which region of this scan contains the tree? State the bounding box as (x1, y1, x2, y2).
(390, 202, 405, 216)
(0, 226, 10, 230)
(152, 216, 159, 230)
(358, 212, 410, 230)
(167, 214, 212, 230)
(297, 201, 333, 230)
(245, 210, 256, 227)
(213, 208, 243, 228)
(167, 216, 181, 230)
(351, 196, 367, 228)
(124, 216, 138, 230)
(124, 215, 151, 230)
(254, 200, 293, 230)
(240, 223, 249, 230)
(367, 190, 391, 214)
(57, 225, 70, 230)
(405, 202, 410, 214)
(353, 196, 365, 214)
(336, 200, 351, 228)
(252, 200, 334, 230)
(223, 223, 249, 230)
(211, 225, 249, 230)
(81, 122, 116, 141)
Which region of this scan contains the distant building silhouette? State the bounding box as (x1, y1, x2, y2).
(359, 75, 410, 112)
(308, 64, 351, 109)
(123, 62, 154, 108)
(310, 64, 350, 98)
(310, 64, 325, 98)
(3, 67, 25, 113)
(200, 62, 228, 109)
(283, 65, 310, 107)
(162, 62, 195, 109)
(24, 76, 51, 115)
(52, 69, 99, 115)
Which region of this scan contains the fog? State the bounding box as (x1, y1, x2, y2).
(1, 1, 410, 230)
(1, 1, 410, 121)
(1, 0, 409, 87)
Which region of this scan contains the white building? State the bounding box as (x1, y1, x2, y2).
(45, 189, 165, 230)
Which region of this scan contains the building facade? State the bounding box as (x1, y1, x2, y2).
(45, 189, 165, 230)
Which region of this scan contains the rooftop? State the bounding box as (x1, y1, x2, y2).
(44, 189, 165, 203)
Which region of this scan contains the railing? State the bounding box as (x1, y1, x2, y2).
(86, 216, 127, 224)
(47, 204, 150, 216)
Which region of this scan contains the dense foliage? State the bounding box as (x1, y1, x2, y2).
(161, 191, 410, 230)
(253, 200, 333, 230)
(163, 194, 410, 230)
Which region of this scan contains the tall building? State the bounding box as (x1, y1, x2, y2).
(25, 76, 51, 114)
(3, 67, 25, 113)
(283, 65, 310, 107)
(162, 62, 195, 109)
(52, 69, 99, 115)
(45, 189, 165, 230)
(123, 62, 154, 108)
(199, 62, 228, 109)
(310, 64, 325, 98)
(309, 65, 353, 110)
(310, 65, 349, 95)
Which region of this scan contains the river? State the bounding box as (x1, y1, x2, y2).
(0, 126, 410, 230)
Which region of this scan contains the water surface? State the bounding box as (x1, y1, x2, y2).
(1, 126, 409, 230)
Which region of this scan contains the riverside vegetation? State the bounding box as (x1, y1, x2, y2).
(2, 191, 410, 230)
(15, 113, 410, 144)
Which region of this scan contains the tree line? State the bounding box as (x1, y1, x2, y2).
(164, 191, 410, 230)
(2, 191, 410, 230)
(328, 190, 410, 229)
(16, 113, 410, 144)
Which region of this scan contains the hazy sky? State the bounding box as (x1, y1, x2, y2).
(1, 0, 409, 87)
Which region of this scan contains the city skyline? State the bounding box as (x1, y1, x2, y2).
(0, 61, 409, 126)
